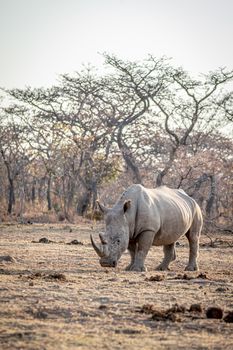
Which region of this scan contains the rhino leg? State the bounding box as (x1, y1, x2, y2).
(126, 231, 155, 272)
(125, 241, 137, 271)
(185, 230, 199, 271)
(185, 212, 202, 271)
(156, 243, 176, 271)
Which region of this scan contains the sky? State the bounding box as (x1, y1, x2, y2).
(0, 0, 233, 89)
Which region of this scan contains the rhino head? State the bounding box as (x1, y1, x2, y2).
(90, 200, 131, 268)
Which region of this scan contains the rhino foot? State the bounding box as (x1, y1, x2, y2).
(155, 264, 170, 271)
(126, 264, 147, 272)
(185, 264, 199, 271)
(125, 264, 133, 271)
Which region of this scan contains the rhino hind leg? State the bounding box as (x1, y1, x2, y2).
(185, 229, 199, 271)
(156, 243, 176, 271)
(185, 211, 202, 271)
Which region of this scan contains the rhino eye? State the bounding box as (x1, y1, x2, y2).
(112, 237, 120, 245)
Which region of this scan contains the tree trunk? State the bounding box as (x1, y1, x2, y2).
(67, 178, 75, 210)
(47, 175, 52, 211)
(123, 151, 142, 184)
(31, 179, 36, 203)
(1, 149, 15, 214)
(91, 181, 97, 210)
(7, 178, 15, 214)
(19, 181, 25, 220)
(117, 133, 142, 183)
(206, 175, 216, 218)
(76, 189, 92, 216)
(156, 147, 177, 186)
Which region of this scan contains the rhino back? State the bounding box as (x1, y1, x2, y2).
(117, 185, 200, 245)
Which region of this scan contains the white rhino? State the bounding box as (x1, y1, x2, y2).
(91, 184, 203, 272)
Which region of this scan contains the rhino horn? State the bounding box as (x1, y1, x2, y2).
(90, 234, 104, 257)
(99, 233, 107, 245)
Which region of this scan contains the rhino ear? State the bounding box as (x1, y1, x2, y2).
(123, 200, 131, 213)
(96, 200, 108, 214)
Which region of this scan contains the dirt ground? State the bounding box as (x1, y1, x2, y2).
(0, 222, 232, 350)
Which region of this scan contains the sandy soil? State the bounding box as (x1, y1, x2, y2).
(0, 222, 232, 350)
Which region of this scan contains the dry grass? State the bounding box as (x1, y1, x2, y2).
(0, 222, 233, 350)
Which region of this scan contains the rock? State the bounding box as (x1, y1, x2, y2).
(189, 303, 203, 313)
(140, 304, 156, 314)
(197, 273, 208, 279)
(33, 272, 43, 278)
(35, 310, 48, 319)
(168, 303, 186, 313)
(223, 311, 233, 323)
(146, 275, 165, 282)
(47, 273, 66, 281)
(38, 237, 53, 244)
(215, 287, 228, 292)
(67, 240, 83, 245)
(174, 273, 191, 280)
(99, 304, 108, 310)
(151, 309, 179, 322)
(0, 255, 16, 263)
(206, 306, 223, 319)
(115, 328, 142, 334)
(140, 304, 181, 322)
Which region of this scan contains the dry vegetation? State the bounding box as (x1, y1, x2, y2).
(0, 222, 232, 350)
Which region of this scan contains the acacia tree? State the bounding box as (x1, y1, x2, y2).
(0, 109, 31, 215)
(97, 54, 171, 183)
(58, 68, 121, 214)
(218, 92, 233, 122)
(147, 67, 233, 186)
(5, 67, 121, 215)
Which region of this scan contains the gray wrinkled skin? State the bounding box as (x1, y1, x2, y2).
(91, 184, 203, 272)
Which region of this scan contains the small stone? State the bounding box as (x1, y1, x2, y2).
(215, 287, 227, 292)
(197, 273, 208, 279)
(99, 304, 108, 310)
(34, 272, 42, 278)
(146, 275, 165, 282)
(223, 311, 233, 323)
(29, 281, 34, 287)
(38, 237, 51, 244)
(67, 240, 83, 245)
(206, 306, 223, 319)
(47, 273, 66, 281)
(0, 255, 16, 263)
(189, 303, 202, 313)
(140, 304, 156, 314)
(151, 309, 167, 320)
(168, 303, 186, 313)
(35, 310, 48, 319)
(151, 310, 178, 322)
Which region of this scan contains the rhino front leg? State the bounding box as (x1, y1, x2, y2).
(127, 231, 155, 272)
(156, 243, 176, 271)
(125, 241, 137, 271)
